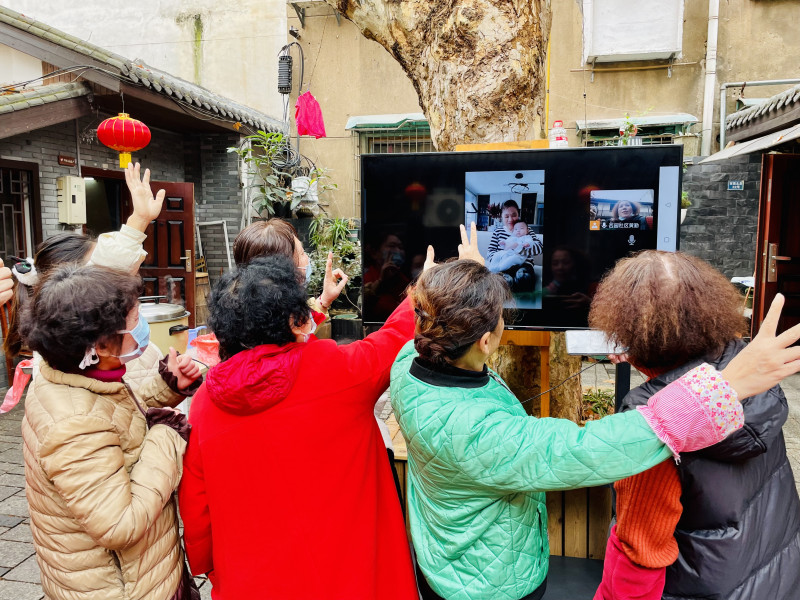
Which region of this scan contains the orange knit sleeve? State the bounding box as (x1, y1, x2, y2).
(614, 460, 683, 568)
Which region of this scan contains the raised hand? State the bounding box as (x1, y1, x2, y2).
(458, 222, 485, 265)
(168, 347, 202, 390)
(722, 293, 800, 399)
(320, 252, 349, 308)
(125, 162, 166, 232)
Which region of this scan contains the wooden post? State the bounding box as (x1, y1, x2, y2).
(498, 330, 551, 417)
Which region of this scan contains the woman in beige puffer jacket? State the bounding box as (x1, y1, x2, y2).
(21, 264, 200, 600)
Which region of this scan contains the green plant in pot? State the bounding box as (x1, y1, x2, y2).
(681, 191, 692, 224)
(306, 215, 362, 315)
(228, 130, 300, 218)
(291, 166, 338, 207)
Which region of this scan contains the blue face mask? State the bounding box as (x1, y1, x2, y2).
(303, 261, 313, 285)
(115, 315, 150, 363)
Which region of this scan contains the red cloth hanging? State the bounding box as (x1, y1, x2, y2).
(295, 91, 327, 139)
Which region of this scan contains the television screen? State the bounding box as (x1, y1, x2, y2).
(361, 145, 682, 329)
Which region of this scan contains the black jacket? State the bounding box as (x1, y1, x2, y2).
(621, 339, 800, 600)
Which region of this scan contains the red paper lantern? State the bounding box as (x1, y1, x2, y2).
(96, 113, 151, 168)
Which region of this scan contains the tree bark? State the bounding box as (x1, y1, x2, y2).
(328, 0, 551, 150)
(328, 0, 582, 421)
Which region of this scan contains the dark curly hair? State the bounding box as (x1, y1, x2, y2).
(20, 264, 142, 373)
(411, 260, 511, 367)
(208, 255, 311, 361)
(589, 250, 746, 370)
(4, 232, 96, 359)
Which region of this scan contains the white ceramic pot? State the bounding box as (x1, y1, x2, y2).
(680, 208, 688, 224)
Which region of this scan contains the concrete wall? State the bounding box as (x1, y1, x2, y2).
(549, 0, 800, 154)
(681, 154, 761, 278)
(1, 0, 286, 118)
(286, 4, 423, 218)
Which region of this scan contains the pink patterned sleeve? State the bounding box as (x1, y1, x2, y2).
(636, 364, 744, 461)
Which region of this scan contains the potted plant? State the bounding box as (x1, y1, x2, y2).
(681, 191, 692, 223)
(618, 113, 639, 146)
(291, 167, 338, 206)
(228, 130, 299, 218)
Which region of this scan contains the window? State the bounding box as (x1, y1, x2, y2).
(583, 0, 684, 63)
(349, 116, 433, 214)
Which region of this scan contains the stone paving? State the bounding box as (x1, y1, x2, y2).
(1, 366, 799, 598)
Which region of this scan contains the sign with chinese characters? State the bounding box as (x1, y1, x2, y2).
(727, 180, 745, 191)
(57, 155, 76, 167)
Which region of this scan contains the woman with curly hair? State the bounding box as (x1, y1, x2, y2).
(389, 254, 798, 600)
(590, 251, 800, 600)
(178, 250, 440, 599)
(21, 264, 202, 600)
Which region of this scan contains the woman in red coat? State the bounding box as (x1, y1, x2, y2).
(178, 254, 420, 599)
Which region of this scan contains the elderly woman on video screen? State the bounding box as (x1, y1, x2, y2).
(610, 199, 648, 230)
(590, 250, 800, 600)
(389, 231, 800, 600)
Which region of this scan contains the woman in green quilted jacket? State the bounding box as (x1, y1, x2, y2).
(390, 249, 799, 600)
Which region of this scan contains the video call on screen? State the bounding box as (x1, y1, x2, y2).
(361, 145, 683, 330)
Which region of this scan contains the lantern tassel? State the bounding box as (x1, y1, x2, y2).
(119, 152, 132, 169)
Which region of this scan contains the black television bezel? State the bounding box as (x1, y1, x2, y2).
(360, 145, 683, 330)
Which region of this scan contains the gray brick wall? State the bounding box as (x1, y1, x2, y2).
(0, 117, 184, 241)
(192, 133, 241, 282)
(0, 120, 244, 385)
(681, 154, 761, 278)
(0, 122, 243, 279)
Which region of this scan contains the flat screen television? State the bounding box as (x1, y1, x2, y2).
(361, 145, 683, 330)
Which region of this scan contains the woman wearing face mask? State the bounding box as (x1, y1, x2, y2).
(2, 163, 171, 409)
(179, 253, 439, 599)
(21, 264, 202, 600)
(233, 218, 348, 325)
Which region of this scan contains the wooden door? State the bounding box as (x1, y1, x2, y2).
(138, 182, 196, 327)
(753, 154, 800, 337)
(0, 164, 36, 259)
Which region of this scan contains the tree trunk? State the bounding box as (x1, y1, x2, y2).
(328, 0, 550, 151)
(328, 0, 582, 421)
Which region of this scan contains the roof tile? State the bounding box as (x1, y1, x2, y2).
(0, 5, 285, 134)
(727, 82, 800, 131)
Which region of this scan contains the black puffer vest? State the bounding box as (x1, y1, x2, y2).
(622, 339, 800, 600)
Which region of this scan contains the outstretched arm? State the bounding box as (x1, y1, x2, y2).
(89, 163, 165, 274)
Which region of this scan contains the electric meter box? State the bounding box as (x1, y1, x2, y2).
(56, 176, 87, 225)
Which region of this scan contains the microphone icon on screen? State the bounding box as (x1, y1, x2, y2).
(628, 235, 636, 246)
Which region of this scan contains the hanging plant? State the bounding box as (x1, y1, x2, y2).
(229, 130, 294, 218)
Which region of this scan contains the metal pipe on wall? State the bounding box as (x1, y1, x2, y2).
(719, 78, 800, 149)
(700, 0, 720, 156)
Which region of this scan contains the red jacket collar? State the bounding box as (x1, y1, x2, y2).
(206, 342, 309, 415)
